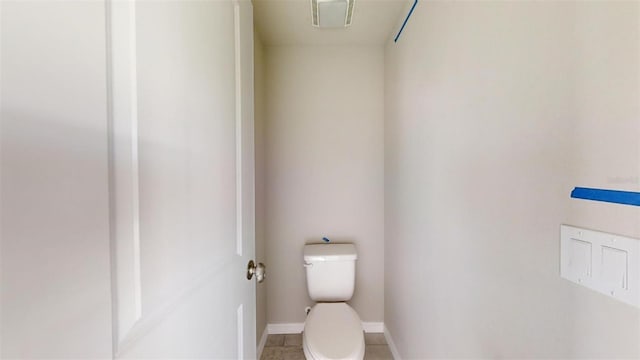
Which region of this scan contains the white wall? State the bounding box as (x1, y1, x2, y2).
(0, 2, 113, 358)
(564, 3, 640, 357)
(384, 1, 639, 358)
(568, 3, 640, 238)
(265, 46, 384, 324)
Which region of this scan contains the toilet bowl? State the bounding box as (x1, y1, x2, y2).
(303, 303, 365, 360)
(302, 244, 365, 360)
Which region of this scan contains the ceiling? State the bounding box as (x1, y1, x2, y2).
(253, 0, 410, 46)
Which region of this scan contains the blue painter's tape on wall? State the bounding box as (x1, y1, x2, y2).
(571, 187, 640, 206)
(394, 0, 418, 43)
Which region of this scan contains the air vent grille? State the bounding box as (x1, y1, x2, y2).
(345, 0, 354, 26)
(311, 0, 319, 27)
(310, 0, 355, 28)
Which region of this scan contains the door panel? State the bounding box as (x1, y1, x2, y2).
(109, 0, 255, 358)
(0, 1, 113, 358)
(136, 0, 237, 319)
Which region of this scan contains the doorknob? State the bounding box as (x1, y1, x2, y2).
(247, 260, 266, 283)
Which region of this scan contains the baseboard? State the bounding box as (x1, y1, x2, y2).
(257, 326, 268, 359)
(361, 322, 384, 333)
(267, 322, 385, 334)
(267, 323, 304, 334)
(383, 324, 401, 360)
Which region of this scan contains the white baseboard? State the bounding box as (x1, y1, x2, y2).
(257, 326, 268, 359)
(362, 322, 384, 333)
(267, 323, 304, 334)
(383, 324, 401, 360)
(267, 322, 385, 334)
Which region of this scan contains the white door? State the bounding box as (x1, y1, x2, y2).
(109, 0, 256, 358)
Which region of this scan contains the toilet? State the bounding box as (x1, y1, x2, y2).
(302, 243, 365, 360)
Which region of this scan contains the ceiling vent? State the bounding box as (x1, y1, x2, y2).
(311, 0, 355, 28)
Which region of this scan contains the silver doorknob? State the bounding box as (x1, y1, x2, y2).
(247, 260, 266, 283)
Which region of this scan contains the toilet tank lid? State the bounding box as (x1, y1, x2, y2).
(304, 243, 357, 262)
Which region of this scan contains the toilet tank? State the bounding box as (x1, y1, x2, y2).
(303, 243, 357, 301)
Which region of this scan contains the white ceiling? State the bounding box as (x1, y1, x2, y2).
(253, 0, 410, 46)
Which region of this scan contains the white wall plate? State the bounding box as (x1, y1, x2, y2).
(561, 224, 639, 308)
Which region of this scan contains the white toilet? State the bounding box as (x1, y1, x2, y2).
(302, 243, 365, 360)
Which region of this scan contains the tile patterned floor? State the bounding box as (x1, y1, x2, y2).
(260, 333, 393, 360)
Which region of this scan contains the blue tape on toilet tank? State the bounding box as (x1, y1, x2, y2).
(571, 187, 640, 206)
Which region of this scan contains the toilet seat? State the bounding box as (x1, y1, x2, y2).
(303, 303, 365, 360)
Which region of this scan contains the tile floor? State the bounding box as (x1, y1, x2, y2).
(260, 333, 393, 360)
